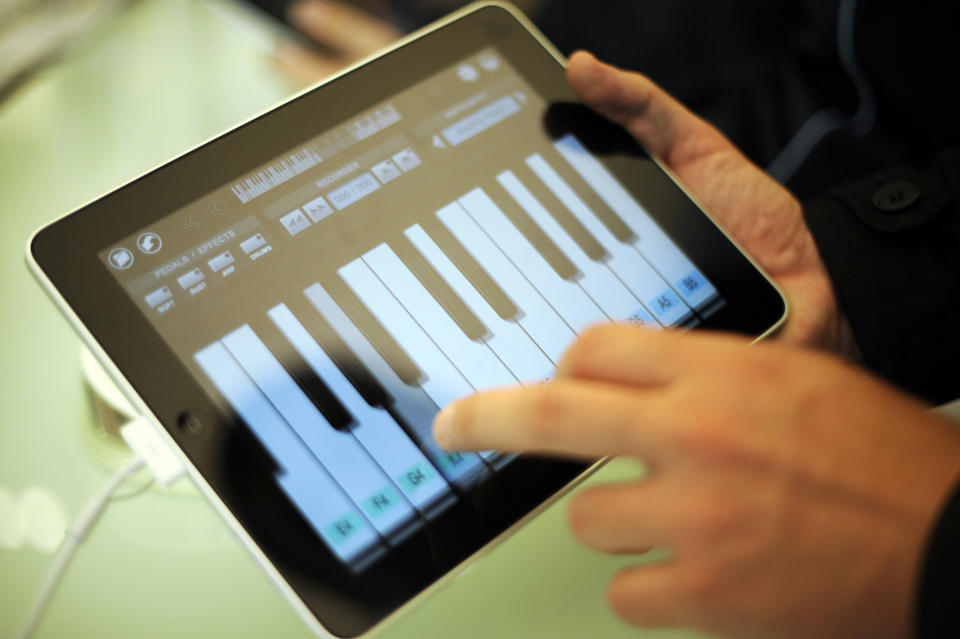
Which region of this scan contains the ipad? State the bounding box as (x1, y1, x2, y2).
(27, 3, 787, 636)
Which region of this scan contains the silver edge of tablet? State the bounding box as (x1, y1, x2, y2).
(23, 1, 787, 637)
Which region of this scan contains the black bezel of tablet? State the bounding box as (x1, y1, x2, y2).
(29, 4, 786, 637)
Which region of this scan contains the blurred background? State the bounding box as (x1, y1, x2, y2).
(0, 0, 891, 181)
(6, 0, 948, 196)
(0, 1, 954, 637)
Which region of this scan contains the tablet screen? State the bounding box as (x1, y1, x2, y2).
(97, 46, 725, 573)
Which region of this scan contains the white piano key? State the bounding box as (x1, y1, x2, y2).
(459, 187, 609, 333)
(303, 283, 489, 485)
(554, 134, 720, 310)
(341, 258, 503, 465)
(194, 342, 380, 563)
(527, 153, 695, 327)
(673, 269, 720, 311)
(338, 259, 474, 409)
(222, 325, 417, 539)
(268, 303, 453, 512)
(302, 286, 487, 472)
(276, 472, 385, 571)
(363, 243, 516, 392)
(626, 305, 660, 330)
(498, 170, 642, 321)
(436, 202, 575, 363)
(405, 224, 554, 382)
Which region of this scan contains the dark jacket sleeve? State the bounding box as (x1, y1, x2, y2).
(803, 150, 960, 638)
(916, 478, 960, 639)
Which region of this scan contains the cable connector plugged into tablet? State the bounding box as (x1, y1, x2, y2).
(120, 416, 187, 488)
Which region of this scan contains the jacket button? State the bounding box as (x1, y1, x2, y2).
(872, 181, 921, 213)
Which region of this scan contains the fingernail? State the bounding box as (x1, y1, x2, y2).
(433, 405, 455, 448)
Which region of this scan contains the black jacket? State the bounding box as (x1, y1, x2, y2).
(805, 151, 960, 639)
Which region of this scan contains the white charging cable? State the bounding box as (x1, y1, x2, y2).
(17, 416, 187, 639)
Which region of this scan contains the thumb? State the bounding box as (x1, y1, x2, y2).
(566, 51, 735, 166)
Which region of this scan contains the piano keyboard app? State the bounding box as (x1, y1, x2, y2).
(105, 49, 723, 571)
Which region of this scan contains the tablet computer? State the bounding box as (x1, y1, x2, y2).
(27, 3, 787, 636)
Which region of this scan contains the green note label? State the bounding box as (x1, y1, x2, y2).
(397, 461, 437, 494)
(324, 511, 366, 545)
(362, 486, 402, 519)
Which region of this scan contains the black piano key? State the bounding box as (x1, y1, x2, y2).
(420, 217, 520, 321)
(544, 146, 637, 244)
(284, 296, 394, 410)
(221, 404, 283, 475)
(322, 275, 426, 387)
(514, 163, 609, 262)
(489, 178, 581, 282)
(389, 236, 489, 342)
(248, 318, 356, 431)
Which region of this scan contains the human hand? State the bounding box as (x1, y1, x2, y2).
(275, 0, 402, 84)
(567, 52, 852, 354)
(434, 326, 960, 639)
